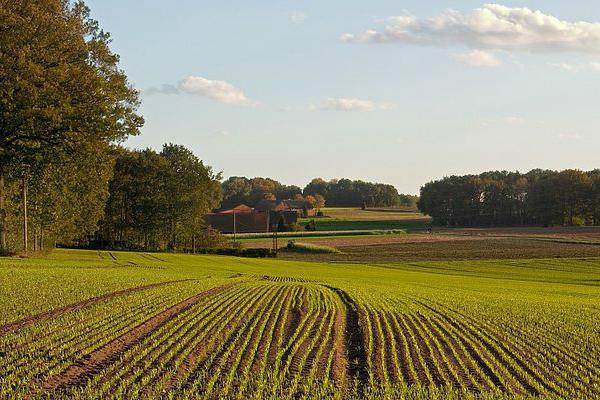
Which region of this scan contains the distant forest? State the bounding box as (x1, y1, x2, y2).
(419, 169, 600, 227)
(221, 177, 418, 210)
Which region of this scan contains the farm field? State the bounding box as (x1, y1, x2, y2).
(299, 208, 431, 232)
(1, 249, 599, 399)
(242, 228, 600, 262)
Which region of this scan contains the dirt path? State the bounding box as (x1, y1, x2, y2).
(322, 285, 369, 389)
(0, 279, 198, 337)
(42, 282, 238, 394)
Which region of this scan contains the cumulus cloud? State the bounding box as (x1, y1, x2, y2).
(178, 76, 258, 107)
(455, 50, 501, 66)
(311, 97, 393, 112)
(342, 4, 600, 54)
(550, 62, 600, 73)
(290, 11, 307, 24)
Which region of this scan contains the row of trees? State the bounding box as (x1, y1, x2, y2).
(221, 177, 416, 210)
(220, 177, 304, 209)
(98, 145, 221, 251)
(303, 178, 418, 208)
(419, 169, 600, 227)
(0, 0, 143, 254)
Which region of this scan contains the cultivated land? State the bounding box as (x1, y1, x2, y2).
(299, 207, 431, 232)
(1, 249, 599, 399)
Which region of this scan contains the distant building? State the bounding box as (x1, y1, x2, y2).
(276, 199, 316, 217)
(204, 202, 300, 233)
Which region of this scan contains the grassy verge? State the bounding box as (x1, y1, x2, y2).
(226, 229, 407, 240)
(281, 242, 342, 254)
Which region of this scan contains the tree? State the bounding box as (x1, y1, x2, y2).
(420, 168, 597, 227)
(0, 0, 143, 253)
(314, 194, 326, 210)
(588, 171, 600, 225)
(101, 145, 221, 251)
(221, 177, 252, 209)
(304, 195, 317, 208)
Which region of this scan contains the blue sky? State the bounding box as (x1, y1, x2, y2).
(86, 1, 600, 194)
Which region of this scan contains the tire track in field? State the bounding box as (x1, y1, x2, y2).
(41, 282, 239, 394)
(0, 279, 198, 337)
(322, 285, 369, 389)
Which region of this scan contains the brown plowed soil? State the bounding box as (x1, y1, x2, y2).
(42, 282, 238, 394)
(322, 285, 369, 387)
(0, 279, 197, 337)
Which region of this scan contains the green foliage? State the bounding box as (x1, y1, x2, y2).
(304, 177, 408, 208)
(419, 169, 599, 227)
(100, 144, 222, 251)
(0, 0, 142, 253)
(220, 176, 411, 210)
(220, 176, 302, 209)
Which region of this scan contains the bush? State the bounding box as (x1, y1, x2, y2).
(304, 220, 316, 231)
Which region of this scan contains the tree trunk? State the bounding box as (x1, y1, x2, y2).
(22, 174, 28, 254)
(0, 165, 7, 254)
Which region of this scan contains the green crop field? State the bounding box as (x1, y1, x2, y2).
(299, 208, 431, 232)
(1, 250, 599, 399)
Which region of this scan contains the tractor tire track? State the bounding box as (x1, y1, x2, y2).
(0, 279, 198, 337)
(41, 282, 238, 394)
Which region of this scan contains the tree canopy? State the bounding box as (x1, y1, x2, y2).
(100, 145, 222, 251)
(0, 0, 142, 253)
(419, 169, 600, 227)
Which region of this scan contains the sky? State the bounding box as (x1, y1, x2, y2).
(85, 1, 600, 194)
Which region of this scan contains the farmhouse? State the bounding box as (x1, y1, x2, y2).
(204, 202, 299, 233)
(276, 199, 316, 217)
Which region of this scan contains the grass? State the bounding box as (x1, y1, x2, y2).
(230, 229, 406, 240)
(282, 241, 342, 254)
(1, 249, 599, 399)
(299, 207, 431, 232)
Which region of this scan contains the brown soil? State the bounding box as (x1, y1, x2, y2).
(323, 286, 369, 388)
(42, 282, 238, 394)
(0, 279, 197, 337)
(331, 303, 347, 384)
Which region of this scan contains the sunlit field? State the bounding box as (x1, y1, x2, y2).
(1, 249, 598, 399)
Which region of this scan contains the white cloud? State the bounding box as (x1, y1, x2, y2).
(311, 97, 393, 112)
(290, 11, 307, 25)
(178, 76, 258, 107)
(343, 4, 600, 54)
(455, 50, 501, 67)
(550, 61, 600, 73)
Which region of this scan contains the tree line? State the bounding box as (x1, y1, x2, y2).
(98, 145, 221, 251)
(0, 0, 143, 254)
(419, 169, 600, 227)
(221, 176, 417, 210)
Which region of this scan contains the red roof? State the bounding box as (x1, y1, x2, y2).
(218, 204, 253, 214)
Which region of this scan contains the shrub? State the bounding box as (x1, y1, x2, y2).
(305, 220, 316, 231)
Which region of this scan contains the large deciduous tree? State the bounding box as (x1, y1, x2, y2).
(0, 0, 143, 253)
(101, 145, 222, 251)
